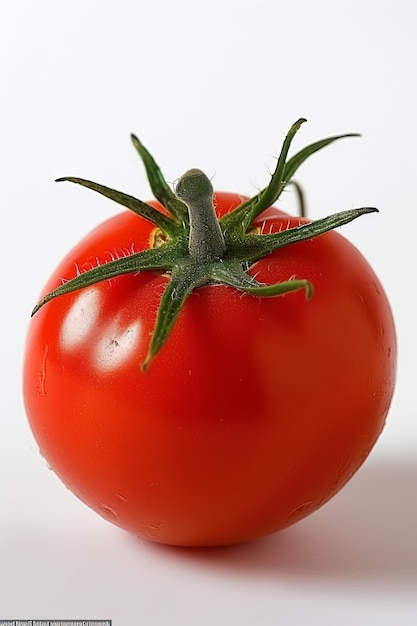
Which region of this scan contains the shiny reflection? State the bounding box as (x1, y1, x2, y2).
(93, 318, 141, 372)
(60, 288, 101, 349)
(59, 287, 141, 371)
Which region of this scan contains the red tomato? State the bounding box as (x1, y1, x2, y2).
(23, 192, 396, 546)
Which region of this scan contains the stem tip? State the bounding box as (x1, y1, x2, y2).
(175, 169, 213, 202)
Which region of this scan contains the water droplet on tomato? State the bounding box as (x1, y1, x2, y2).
(98, 503, 119, 520)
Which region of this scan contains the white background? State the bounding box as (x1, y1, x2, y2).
(1, 0, 416, 624)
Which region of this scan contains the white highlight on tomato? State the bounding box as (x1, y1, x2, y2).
(93, 319, 141, 372)
(60, 288, 101, 349)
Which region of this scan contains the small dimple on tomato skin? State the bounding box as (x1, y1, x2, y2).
(23, 193, 397, 547)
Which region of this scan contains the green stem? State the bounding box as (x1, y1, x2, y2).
(31, 245, 175, 316)
(234, 206, 378, 263)
(220, 127, 359, 235)
(56, 177, 176, 235)
(244, 117, 307, 227)
(289, 181, 307, 218)
(33, 119, 377, 372)
(212, 263, 314, 299)
(175, 169, 226, 262)
(142, 264, 207, 371)
(131, 134, 188, 222)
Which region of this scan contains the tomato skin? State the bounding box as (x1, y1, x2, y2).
(23, 192, 396, 546)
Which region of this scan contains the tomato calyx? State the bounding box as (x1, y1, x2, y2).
(32, 118, 378, 371)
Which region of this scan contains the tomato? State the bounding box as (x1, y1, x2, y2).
(23, 121, 396, 546)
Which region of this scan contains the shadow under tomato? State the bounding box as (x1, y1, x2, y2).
(138, 458, 417, 584)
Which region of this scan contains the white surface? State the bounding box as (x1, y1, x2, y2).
(1, 0, 416, 623)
